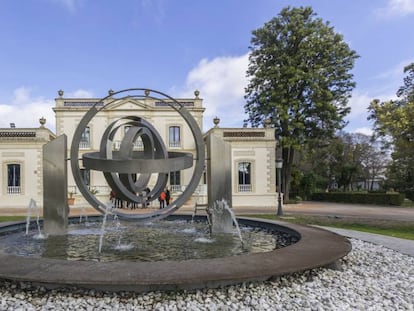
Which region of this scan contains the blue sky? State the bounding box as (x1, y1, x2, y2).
(0, 0, 413, 134)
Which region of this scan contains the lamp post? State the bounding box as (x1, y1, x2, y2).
(275, 158, 283, 216)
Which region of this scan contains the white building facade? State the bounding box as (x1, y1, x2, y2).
(204, 126, 277, 207)
(0, 120, 55, 208)
(0, 90, 277, 209)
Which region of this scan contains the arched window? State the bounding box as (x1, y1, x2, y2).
(7, 164, 21, 194)
(238, 162, 251, 192)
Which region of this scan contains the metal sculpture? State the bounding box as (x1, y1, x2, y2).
(70, 88, 205, 220)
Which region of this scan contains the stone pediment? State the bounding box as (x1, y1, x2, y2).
(110, 99, 153, 111)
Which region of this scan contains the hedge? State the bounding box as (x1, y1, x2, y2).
(405, 190, 414, 201)
(311, 192, 405, 206)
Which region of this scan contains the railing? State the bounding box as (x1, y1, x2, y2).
(169, 141, 181, 148)
(66, 184, 209, 198)
(68, 185, 110, 196)
(113, 140, 144, 150)
(7, 186, 21, 194)
(90, 185, 110, 195)
(170, 185, 183, 193)
(238, 184, 252, 192)
(195, 184, 207, 195)
(133, 141, 144, 150)
(79, 141, 90, 149)
(169, 184, 207, 197)
(68, 185, 78, 195)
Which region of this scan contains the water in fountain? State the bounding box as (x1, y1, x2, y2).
(210, 199, 243, 243)
(79, 205, 88, 223)
(25, 199, 46, 239)
(25, 199, 33, 235)
(1, 216, 291, 262)
(113, 214, 134, 251)
(98, 203, 112, 253)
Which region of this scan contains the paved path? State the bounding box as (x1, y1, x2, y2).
(281, 201, 414, 221)
(2, 201, 414, 221)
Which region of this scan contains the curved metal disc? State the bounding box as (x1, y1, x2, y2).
(70, 88, 205, 221)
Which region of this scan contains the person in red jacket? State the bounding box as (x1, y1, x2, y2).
(159, 190, 166, 209)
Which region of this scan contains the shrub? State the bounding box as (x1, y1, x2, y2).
(311, 192, 405, 206)
(405, 190, 414, 201)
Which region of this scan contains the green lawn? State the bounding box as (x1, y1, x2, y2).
(0, 216, 27, 223)
(244, 214, 414, 240)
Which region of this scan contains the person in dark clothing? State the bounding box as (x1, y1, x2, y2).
(165, 188, 171, 206)
(144, 187, 151, 207)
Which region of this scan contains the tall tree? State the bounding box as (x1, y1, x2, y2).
(397, 63, 414, 103)
(244, 6, 358, 200)
(368, 62, 414, 190)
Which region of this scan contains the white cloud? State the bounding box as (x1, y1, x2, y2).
(347, 91, 373, 121)
(373, 59, 414, 81)
(352, 127, 373, 136)
(0, 87, 94, 132)
(180, 54, 249, 131)
(0, 87, 56, 131)
(345, 90, 397, 134)
(67, 89, 95, 98)
(346, 59, 414, 132)
(180, 54, 411, 133)
(375, 0, 414, 19)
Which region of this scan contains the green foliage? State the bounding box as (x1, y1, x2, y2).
(243, 6, 358, 200)
(368, 62, 414, 191)
(295, 133, 386, 196)
(291, 171, 327, 200)
(244, 6, 358, 145)
(246, 214, 414, 240)
(0, 216, 26, 222)
(397, 63, 414, 103)
(405, 190, 414, 201)
(311, 192, 405, 206)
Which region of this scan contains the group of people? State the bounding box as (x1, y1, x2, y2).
(109, 187, 171, 209)
(109, 187, 151, 209)
(158, 188, 171, 209)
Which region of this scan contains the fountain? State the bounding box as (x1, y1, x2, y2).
(25, 198, 45, 239)
(0, 88, 351, 293)
(210, 199, 243, 243)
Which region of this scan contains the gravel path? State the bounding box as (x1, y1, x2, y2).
(0, 238, 413, 310)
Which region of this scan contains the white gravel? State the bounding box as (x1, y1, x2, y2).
(0, 238, 413, 310)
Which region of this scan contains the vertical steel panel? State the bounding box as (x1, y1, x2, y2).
(43, 134, 68, 235)
(207, 134, 232, 207)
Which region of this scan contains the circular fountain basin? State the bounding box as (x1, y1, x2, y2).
(0, 215, 351, 293)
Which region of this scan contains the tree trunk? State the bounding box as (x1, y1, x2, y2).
(282, 146, 295, 202)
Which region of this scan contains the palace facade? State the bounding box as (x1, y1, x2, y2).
(0, 90, 277, 209)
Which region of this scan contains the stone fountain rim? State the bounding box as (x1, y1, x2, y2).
(0, 215, 351, 293)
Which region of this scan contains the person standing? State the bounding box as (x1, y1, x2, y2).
(159, 190, 166, 209)
(144, 187, 151, 207)
(165, 188, 171, 206)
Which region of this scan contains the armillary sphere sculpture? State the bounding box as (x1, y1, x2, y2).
(70, 88, 205, 220)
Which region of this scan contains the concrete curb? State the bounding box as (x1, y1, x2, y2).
(0, 216, 351, 293)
